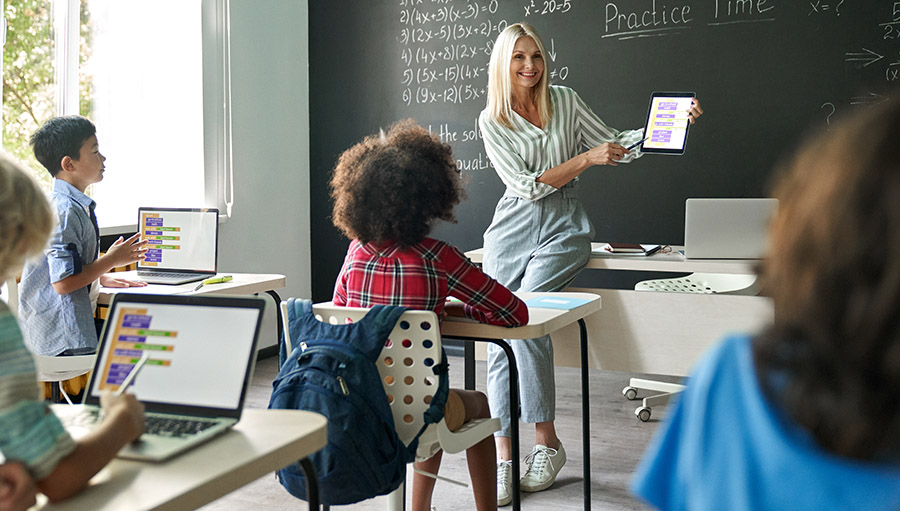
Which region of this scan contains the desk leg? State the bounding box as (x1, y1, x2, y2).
(464, 342, 475, 390)
(483, 339, 521, 511)
(449, 336, 521, 511)
(299, 458, 321, 510)
(264, 290, 284, 344)
(578, 318, 591, 511)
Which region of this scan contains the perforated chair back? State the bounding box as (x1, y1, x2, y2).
(635, 272, 758, 295)
(282, 302, 444, 448)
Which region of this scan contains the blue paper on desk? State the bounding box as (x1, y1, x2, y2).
(526, 296, 592, 310)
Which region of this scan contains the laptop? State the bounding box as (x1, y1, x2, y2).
(684, 198, 778, 259)
(136, 207, 219, 285)
(54, 292, 266, 461)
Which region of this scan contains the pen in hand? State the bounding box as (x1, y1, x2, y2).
(116, 351, 151, 397)
(627, 137, 650, 151)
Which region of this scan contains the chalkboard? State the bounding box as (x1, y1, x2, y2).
(309, 0, 900, 300)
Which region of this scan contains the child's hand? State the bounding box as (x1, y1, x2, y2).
(104, 232, 148, 268)
(0, 462, 37, 511)
(99, 391, 145, 442)
(100, 275, 148, 288)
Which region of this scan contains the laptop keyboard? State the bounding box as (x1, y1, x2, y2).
(137, 271, 199, 280)
(58, 408, 218, 439)
(145, 416, 218, 438)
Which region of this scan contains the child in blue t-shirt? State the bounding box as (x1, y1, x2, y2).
(18, 116, 148, 356)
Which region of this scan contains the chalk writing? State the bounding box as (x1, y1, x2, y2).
(710, 0, 775, 26)
(602, 1, 695, 40)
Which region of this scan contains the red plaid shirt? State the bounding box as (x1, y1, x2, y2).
(333, 238, 528, 326)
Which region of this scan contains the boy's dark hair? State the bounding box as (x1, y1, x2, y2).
(330, 119, 466, 247)
(30, 115, 97, 177)
(755, 96, 900, 461)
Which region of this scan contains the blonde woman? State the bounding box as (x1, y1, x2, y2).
(0, 154, 145, 503)
(478, 22, 702, 505)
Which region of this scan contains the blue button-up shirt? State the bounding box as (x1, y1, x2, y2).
(18, 179, 99, 355)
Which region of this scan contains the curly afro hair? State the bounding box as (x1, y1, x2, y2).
(330, 119, 465, 247)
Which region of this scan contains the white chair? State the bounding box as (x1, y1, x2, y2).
(626, 272, 758, 421)
(282, 302, 500, 510)
(33, 353, 96, 404)
(3, 276, 95, 403)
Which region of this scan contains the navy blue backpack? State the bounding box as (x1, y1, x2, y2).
(268, 298, 449, 506)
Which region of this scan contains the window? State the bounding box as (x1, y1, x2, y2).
(2, 0, 228, 231)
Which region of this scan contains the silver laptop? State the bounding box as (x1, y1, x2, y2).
(136, 207, 219, 285)
(54, 293, 265, 461)
(684, 198, 778, 259)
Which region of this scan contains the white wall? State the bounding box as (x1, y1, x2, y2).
(217, 1, 310, 348)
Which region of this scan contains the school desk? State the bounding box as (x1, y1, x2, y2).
(442, 291, 602, 511)
(98, 272, 287, 350)
(33, 409, 327, 511)
(464, 246, 772, 376)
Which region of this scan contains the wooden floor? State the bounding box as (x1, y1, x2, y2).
(199, 354, 683, 511)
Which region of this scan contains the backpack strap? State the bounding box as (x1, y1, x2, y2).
(282, 299, 408, 363)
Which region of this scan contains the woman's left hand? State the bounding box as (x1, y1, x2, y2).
(687, 98, 704, 124)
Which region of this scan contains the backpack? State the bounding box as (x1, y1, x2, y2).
(268, 298, 449, 506)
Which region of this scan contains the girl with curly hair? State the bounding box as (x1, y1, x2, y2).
(330, 119, 529, 511)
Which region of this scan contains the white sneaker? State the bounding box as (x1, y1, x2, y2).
(497, 460, 513, 507)
(520, 442, 567, 492)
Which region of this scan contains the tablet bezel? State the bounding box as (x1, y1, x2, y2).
(639, 91, 695, 155)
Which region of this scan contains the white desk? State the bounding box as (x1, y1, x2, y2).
(442, 291, 601, 511)
(99, 272, 287, 350)
(466, 244, 758, 274)
(97, 272, 286, 305)
(35, 409, 327, 511)
(464, 246, 772, 376)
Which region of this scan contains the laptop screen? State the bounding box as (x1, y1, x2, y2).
(137, 207, 218, 273)
(85, 294, 264, 415)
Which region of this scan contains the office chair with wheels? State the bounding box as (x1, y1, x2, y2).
(626, 273, 758, 421)
(282, 302, 500, 511)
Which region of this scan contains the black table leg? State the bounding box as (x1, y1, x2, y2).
(299, 458, 321, 510)
(265, 290, 284, 343)
(464, 342, 475, 390)
(579, 318, 591, 510)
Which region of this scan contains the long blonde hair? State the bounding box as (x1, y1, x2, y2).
(0, 153, 54, 281)
(485, 22, 553, 129)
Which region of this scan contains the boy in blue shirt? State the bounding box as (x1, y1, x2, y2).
(18, 116, 148, 356)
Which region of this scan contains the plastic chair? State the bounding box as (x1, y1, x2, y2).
(282, 302, 500, 510)
(626, 273, 758, 421)
(3, 276, 95, 403)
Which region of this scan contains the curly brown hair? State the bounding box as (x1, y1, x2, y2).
(330, 120, 465, 247)
(755, 97, 900, 461)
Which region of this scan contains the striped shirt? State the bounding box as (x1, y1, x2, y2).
(0, 303, 76, 479)
(479, 85, 644, 201)
(333, 238, 528, 327)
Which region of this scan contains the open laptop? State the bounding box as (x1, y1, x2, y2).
(136, 207, 219, 285)
(684, 198, 778, 259)
(54, 292, 265, 461)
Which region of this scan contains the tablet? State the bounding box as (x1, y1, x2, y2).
(638, 91, 695, 155)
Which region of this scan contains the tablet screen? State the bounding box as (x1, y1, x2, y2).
(640, 92, 694, 154)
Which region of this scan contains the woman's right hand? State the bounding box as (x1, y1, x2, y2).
(583, 142, 629, 167)
(100, 391, 145, 442)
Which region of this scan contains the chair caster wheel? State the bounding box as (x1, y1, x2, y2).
(622, 386, 638, 400)
(636, 406, 651, 422)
